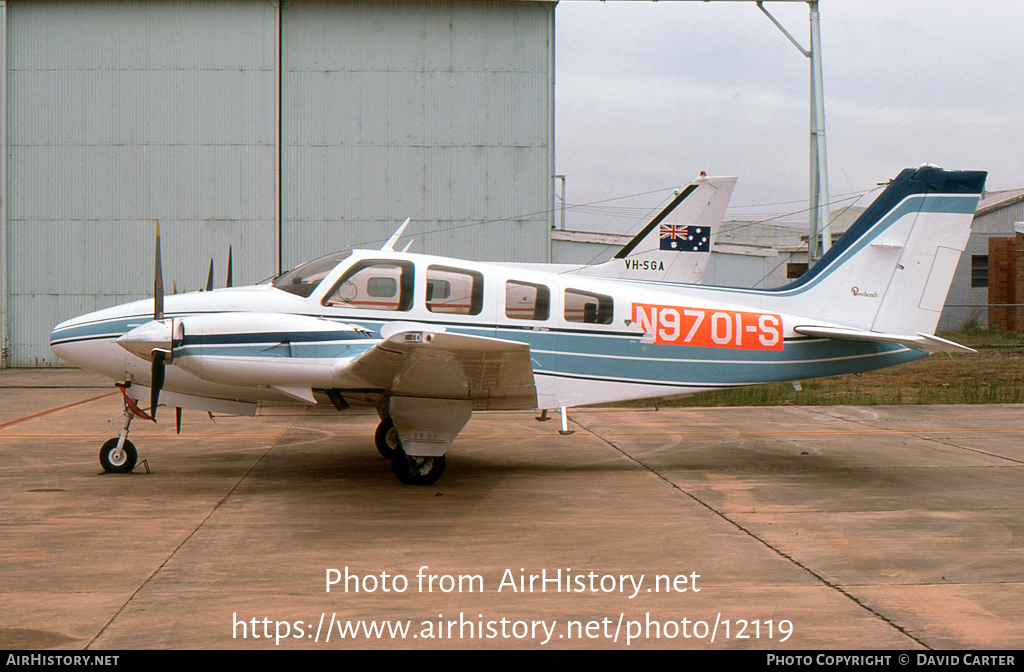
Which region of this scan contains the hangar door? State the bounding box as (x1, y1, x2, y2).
(0, 0, 554, 367)
(1, 0, 279, 366)
(280, 1, 554, 268)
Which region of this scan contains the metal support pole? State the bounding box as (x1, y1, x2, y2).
(758, 1, 830, 263)
(0, 0, 8, 368)
(547, 3, 557, 261)
(555, 174, 566, 230)
(275, 0, 283, 276)
(809, 1, 831, 258)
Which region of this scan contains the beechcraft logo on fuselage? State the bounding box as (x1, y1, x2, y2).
(633, 303, 783, 351)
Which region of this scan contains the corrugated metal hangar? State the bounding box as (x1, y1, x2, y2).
(0, 0, 556, 366)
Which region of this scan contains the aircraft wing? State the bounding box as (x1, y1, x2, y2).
(341, 330, 538, 411)
(793, 326, 976, 354)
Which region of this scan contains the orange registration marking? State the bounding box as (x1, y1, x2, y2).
(633, 303, 783, 351)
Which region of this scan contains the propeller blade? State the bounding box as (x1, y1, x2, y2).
(205, 258, 214, 292)
(151, 350, 166, 421)
(226, 245, 233, 288)
(176, 407, 182, 435)
(154, 221, 164, 320)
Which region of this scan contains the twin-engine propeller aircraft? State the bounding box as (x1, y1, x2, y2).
(51, 166, 985, 485)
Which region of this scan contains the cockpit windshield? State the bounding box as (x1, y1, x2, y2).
(271, 251, 353, 298)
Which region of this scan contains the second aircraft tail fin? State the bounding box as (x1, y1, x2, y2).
(576, 174, 736, 284)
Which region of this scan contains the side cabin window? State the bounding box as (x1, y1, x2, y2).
(505, 280, 550, 321)
(323, 260, 414, 311)
(426, 265, 483, 315)
(564, 289, 613, 325)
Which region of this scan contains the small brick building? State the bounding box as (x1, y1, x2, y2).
(987, 226, 1024, 333)
(939, 189, 1024, 331)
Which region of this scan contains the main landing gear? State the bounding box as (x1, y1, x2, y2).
(374, 417, 401, 459)
(375, 417, 446, 486)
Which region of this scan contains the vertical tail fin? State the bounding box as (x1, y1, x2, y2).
(778, 166, 986, 336)
(577, 174, 736, 284)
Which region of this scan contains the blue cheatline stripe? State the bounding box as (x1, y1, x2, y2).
(50, 313, 372, 346)
(52, 309, 926, 387)
(172, 319, 922, 386)
(180, 331, 370, 346)
(176, 342, 377, 360)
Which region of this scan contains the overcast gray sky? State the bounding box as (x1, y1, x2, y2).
(555, 0, 1024, 232)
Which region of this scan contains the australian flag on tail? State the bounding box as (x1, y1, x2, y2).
(660, 224, 710, 252)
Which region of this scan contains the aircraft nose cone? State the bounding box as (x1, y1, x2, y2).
(50, 317, 91, 368)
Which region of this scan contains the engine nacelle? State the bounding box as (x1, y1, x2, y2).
(171, 312, 374, 388)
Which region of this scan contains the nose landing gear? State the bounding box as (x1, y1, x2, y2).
(98, 383, 154, 474)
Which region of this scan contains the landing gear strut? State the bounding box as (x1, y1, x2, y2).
(99, 383, 153, 474)
(100, 397, 141, 473)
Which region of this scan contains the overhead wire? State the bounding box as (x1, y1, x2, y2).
(340, 185, 683, 250)
(746, 184, 886, 288)
(337, 180, 887, 291)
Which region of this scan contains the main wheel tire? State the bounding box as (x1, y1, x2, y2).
(99, 438, 137, 474)
(391, 450, 446, 486)
(374, 418, 402, 459)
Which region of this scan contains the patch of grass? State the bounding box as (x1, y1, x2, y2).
(610, 329, 1024, 408)
(938, 325, 1024, 348)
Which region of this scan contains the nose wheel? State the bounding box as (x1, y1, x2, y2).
(99, 438, 138, 474)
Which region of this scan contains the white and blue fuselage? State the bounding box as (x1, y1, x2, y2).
(48, 166, 987, 483)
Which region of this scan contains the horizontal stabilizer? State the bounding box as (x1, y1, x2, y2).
(794, 325, 976, 354)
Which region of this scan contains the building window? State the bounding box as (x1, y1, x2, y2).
(971, 255, 988, 288)
(505, 281, 550, 321)
(564, 289, 614, 325)
(787, 262, 809, 279)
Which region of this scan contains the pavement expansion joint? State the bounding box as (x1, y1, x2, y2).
(82, 410, 308, 650)
(569, 411, 934, 651)
(798, 406, 1024, 466)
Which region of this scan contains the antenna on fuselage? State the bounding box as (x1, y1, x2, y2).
(381, 218, 411, 251)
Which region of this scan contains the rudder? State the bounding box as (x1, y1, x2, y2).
(774, 166, 986, 336)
